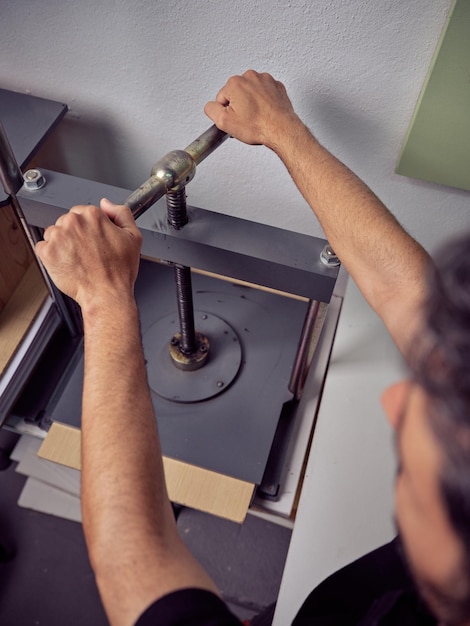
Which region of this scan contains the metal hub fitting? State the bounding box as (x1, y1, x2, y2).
(320, 244, 341, 267)
(23, 168, 46, 190)
(169, 332, 210, 371)
(151, 149, 196, 191)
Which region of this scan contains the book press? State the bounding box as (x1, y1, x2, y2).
(0, 87, 343, 524)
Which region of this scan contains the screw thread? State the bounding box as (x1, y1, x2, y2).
(174, 265, 197, 354)
(166, 189, 188, 229)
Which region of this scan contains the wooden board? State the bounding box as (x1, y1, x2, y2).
(0, 261, 48, 376)
(38, 422, 255, 523)
(0, 204, 35, 313)
(396, 0, 470, 190)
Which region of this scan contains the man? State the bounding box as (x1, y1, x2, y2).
(35, 71, 470, 625)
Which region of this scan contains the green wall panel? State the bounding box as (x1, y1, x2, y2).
(396, 0, 470, 191)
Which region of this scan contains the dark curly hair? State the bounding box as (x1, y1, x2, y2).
(410, 233, 470, 624)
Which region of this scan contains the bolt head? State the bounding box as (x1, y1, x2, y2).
(23, 169, 46, 190)
(320, 245, 341, 267)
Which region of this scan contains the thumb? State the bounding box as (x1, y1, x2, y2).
(100, 198, 135, 229)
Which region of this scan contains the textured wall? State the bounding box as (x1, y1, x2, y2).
(0, 0, 468, 252)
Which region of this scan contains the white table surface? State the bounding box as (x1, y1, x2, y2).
(273, 277, 405, 625)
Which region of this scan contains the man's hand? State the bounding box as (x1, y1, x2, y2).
(35, 198, 142, 311)
(204, 70, 301, 150)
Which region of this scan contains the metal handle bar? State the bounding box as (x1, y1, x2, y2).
(125, 125, 228, 219)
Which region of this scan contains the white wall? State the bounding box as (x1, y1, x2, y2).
(1, 0, 468, 253)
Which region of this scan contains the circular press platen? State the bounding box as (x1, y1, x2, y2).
(144, 311, 242, 403)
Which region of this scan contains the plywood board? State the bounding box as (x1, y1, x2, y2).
(396, 0, 470, 191)
(0, 261, 48, 376)
(38, 422, 255, 523)
(0, 204, 35, 312)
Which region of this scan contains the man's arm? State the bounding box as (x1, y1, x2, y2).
(204, 70, 430, 354)
(35, 199, 219, 626)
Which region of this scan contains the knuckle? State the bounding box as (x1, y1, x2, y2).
(85, 204, 101, 219)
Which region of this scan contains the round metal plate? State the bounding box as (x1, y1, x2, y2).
(144, 311, 242, 403)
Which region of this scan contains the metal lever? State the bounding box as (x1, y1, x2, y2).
(124, 124, 228, 371)
(125, 124, 228, 219)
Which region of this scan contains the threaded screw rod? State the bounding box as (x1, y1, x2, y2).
(166, 189, 197, 355)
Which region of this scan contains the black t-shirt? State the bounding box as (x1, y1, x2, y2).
(134, 540, 437, 626)
(135, 585, 436, 626)
(135, 588, 243, 626)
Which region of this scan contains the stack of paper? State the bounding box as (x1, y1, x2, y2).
(12, 434, 81, 522)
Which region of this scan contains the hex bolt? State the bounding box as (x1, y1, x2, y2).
(320, 244, 341, 267)
(23, 168, 46, 190)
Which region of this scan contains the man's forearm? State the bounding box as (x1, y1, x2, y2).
(80, 295, 218, 626)
(271, 117, 430, 353)
(80, 295, 171, 547)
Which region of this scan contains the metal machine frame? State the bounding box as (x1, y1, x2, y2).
(0, 88, 340, 520)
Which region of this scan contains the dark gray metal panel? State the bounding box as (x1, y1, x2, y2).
(0, 89, 67, 205)
(139, 203, 337, 303)
(18, 169, 131, 223)
(51, 261, 308, 485)
(18, 169, 339, 302)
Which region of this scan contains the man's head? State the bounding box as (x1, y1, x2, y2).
(382, 233, 470, 625)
